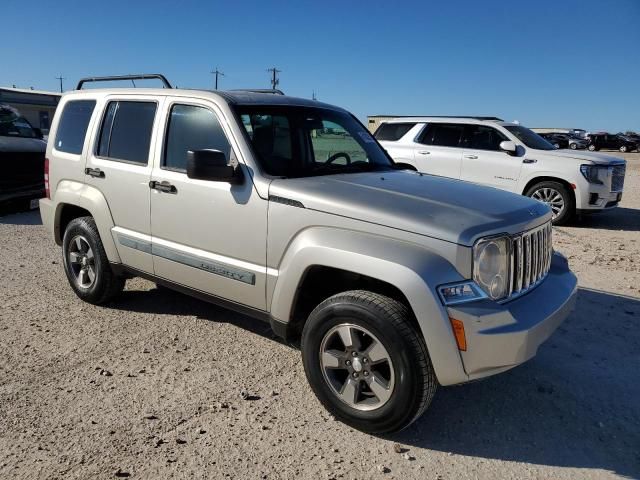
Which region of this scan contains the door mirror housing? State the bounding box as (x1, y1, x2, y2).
(186, 149, 242, 183)
(499, 140, 517, 155)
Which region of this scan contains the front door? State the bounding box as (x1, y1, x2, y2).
(149, 98, 268, 310)
(411, 123, 464, 178)
(460, 125, 522, 192)
(84, 96, 161, 273)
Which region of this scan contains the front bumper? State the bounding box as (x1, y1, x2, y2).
(446, 253, 577, 382)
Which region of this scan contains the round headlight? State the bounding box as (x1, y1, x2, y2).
(473, 236, 510, 300)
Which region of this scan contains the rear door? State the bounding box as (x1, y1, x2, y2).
(411, 123, 464, 178)
(374, 122, 419, 165)
(84, 95, 162, 273)
(460, 124, 522, 192)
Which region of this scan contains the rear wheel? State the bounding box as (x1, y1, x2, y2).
(62, 216, 125, 304)
(526, 181, 574, 225)
(588, 144, 597, 151)
(570, 143, 578, 150)
(301, 290, 437, 434)
(619, 145, 628, 153)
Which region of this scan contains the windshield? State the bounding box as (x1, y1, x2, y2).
(505, 125, 556, 150)
(0, 106, 37, 138)
(235, 105, 394, 177)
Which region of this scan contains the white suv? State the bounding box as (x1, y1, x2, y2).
(375, 117, 626, 225)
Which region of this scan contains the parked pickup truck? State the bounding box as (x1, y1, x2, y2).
(0, 104, 46, 208)
(40, 75, 577, 433)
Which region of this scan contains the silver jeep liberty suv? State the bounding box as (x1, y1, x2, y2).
(40, 74, 577, 433)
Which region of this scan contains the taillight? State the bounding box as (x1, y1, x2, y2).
(44, 157, 50, 199)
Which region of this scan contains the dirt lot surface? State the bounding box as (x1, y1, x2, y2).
(1, 152, 639, 480)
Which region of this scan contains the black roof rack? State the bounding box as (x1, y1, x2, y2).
(76, 74, 172, 90)
(228, 88, 285, 95)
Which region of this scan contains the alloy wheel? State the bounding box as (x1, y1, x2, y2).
(531, 187, 565, 219)
(68, 235, 96, 288)
(319, 323, 395, 411)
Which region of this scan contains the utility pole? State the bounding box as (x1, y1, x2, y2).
(266, 67, 281, 90)
(55, 75, 65, 93)
(312, 90, 317, 101)
(210, 67, 224, 90)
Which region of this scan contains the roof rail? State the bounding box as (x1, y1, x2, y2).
(76, 74, 172, 90)
(228, 88, 285, 95)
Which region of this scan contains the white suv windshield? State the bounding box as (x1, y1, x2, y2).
(505, 125, 556, 150)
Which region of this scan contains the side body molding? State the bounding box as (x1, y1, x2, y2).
(268, 227, 470, 385)
(52, 180, 121, 263)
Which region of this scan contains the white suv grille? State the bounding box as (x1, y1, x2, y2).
(508, 222, 553, 298)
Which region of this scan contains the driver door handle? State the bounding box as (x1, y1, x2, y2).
(463, 155, 478, 159)
(417, 150, 430, 155)
(149, 180, 177, 194)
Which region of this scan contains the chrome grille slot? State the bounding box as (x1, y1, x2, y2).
(611, 164, 625, 192)
(508, 222, 553, 300)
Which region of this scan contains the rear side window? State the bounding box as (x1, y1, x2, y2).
(164, 104, 231, 172)
(97, 101, 157, 165)
(419, 123, 464, 147)
(462, 125, 508, 151)
(374, 122, 416, 141)
(54, 100, 96, 154)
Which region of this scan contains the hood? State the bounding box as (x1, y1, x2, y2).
(533, 148, 625, 165)
(269, 171, 551, 246)
(0, 136, 47, 153)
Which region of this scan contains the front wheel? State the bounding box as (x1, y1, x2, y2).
(301, 290, 437, 434)
(526, 181, 575, 225)
(588, 144, 597, 151)
(62, 216, 125, 304)
(570, 143, 578, 150)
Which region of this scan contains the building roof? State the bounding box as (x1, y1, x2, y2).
(0, 86, 62, 97)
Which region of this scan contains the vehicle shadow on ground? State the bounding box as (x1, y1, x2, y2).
(573, 207, 640, 232)
(107, 285, 640, 476)
(0, 208, 42, 225)
(392, 287, 640, 478)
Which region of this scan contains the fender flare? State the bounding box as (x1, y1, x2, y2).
(52, 181, 121, 263)
(269, 227, 469, 385)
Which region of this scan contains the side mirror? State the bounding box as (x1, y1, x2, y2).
(187, 149, 242, 183)
(499, 140, 517, 155)
(33, 128, 44, 140)
(393, 162, 417, 171)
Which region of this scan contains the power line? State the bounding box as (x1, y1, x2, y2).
(55, 75, 65, 93)
(210, 67, 225, 90)
(266, 67, 281, 90)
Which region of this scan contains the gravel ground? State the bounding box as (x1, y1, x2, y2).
(1, 152, 639, 480)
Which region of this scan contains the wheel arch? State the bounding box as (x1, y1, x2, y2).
(52, 181, 121, 263)
(522, 176, 576, 205)
(268, 227, 470, 385)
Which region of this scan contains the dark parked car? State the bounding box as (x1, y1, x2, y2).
(539, 133, 569, 149)
(0, 104, 46, 209)
(587, 133, 637, 152)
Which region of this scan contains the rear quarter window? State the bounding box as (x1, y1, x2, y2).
(54, 100, 96, 154)
(374, 122, 416, 141)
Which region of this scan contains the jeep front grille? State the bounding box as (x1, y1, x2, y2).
(508, 222, 553, 298)
(611, 164, 625, 192)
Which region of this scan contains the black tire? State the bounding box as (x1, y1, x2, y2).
(588, 144, 597, 151)
(525, 181, 575, 226)
(619, 145, 627, 153)
(301, 290, 437, 434)
(570, 143, 577, 150)
(62, 216, 125, 304)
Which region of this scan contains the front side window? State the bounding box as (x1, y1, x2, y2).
(97, 101, 157, 164)
(419, 124, 464, 147)
(54, 100, 96, 154)
(0, 106, 37, 138)
(164, 104, 231, 172)
(236, 106, 393, 177)
(374, 122, 416, 141)
(505, 125, 555, 151)
(463, 125, 508, 151)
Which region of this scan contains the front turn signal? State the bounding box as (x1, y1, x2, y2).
(449, 318, 467, 351)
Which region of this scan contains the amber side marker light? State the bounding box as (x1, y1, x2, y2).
(449, 318, 467, 351)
